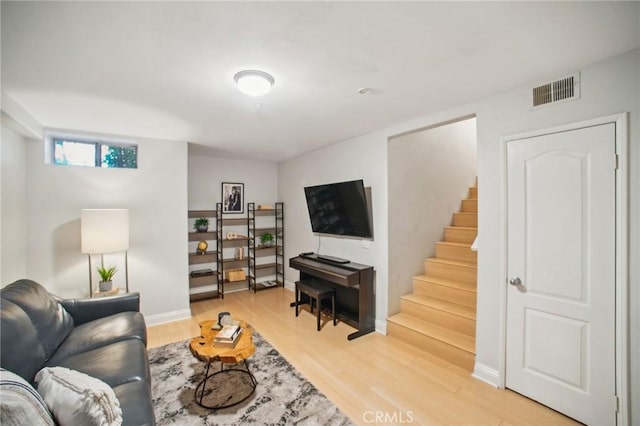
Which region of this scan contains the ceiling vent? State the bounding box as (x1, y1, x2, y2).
(532, 73, 580, 108)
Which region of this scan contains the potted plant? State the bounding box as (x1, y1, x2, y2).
(260, 232, 274, 248)
(97, 266, 117, 292)
(194, 217, 209, 232)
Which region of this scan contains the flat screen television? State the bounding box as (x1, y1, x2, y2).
(304, 179, 373, 238)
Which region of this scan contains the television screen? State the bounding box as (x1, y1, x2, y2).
(304, 179, 373, 238)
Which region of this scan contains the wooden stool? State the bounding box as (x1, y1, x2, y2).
(295, 280, 336, 331)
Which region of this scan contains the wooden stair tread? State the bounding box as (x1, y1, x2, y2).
(436, 241, 473, 248)
(401, 293, 476, 319)
(414, 274, 476, 292)
(426, 257, 477, 269)
(387, 312, 475, 353)
(445, 225, 477, 231)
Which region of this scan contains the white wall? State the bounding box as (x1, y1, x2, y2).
(1, 96, 43, 285)
(472, 49, 639, 396)
(188, 149, 278, 209)
(23, 131, 190, 320)
(278, 48, 639, 422)
(387, 118, 477, 316)
(278, 131, 389, 330)
(187, 150, 279, 293)
(1, 123, 28, 284)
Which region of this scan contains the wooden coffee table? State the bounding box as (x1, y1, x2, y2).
(189, 319, 257, 409)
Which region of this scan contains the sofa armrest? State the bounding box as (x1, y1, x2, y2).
(58, 293, 140, 325)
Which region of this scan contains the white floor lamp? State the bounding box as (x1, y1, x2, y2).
(81, 209, 130, 297)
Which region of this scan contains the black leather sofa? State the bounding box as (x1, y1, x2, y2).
(0, 279, 155, 425)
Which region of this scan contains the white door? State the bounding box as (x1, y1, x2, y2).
(506, 123, 616, 425)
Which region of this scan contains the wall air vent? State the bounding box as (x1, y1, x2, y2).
(532, 73, 580, 108)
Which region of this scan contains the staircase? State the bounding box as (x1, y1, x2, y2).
(387, 182, 477, 371)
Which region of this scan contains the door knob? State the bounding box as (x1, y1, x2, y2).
(509, 277, 522, 286)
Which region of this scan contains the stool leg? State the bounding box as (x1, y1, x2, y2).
(332, 293, 336, 326)
(317, 297, 321, 331)
(295, 286, 299, 317)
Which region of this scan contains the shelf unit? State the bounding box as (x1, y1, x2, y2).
(216, 202, 250, 298)
(188, 210, 219, 301)
(248, 202, 284, 292)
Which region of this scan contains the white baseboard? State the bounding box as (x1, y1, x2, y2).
(375, 319, 387, 335)
(144, 308, 192, 326)
(472, 362, 500, 387)
(284, 280, 295, 291)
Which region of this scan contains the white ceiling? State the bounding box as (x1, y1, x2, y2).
(2, 1, 639, 162)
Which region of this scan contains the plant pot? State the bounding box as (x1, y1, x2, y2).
(99, 280, 113, 292)
(262, 240, 273, 248)
(196, 225, 208, 232)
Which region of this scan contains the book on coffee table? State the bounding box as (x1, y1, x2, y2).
(214, 328, 242, 348)
(215, 324, 241, 341)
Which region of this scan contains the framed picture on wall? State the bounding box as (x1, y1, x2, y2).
(222, 182, 244, 214)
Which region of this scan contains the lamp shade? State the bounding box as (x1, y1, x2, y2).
(81, 209, 129, 254)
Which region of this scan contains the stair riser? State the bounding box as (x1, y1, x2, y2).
(461, 199, 477, 212)
(452, 213, 477, 228)
(400, 298, 476, 337)
(413, 280, 477, 308)
(436, 244, 477, 263)
(444, 227, 476, 243)
(387, 322, 475, 371)
(468, 187, 477, 198)
(424, 260, 477, 284)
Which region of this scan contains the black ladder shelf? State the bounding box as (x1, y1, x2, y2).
(248, 202, 285, 292)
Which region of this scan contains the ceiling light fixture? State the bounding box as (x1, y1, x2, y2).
(234, 70, 275, 97)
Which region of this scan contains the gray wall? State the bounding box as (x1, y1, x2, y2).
(387, 117, 477, 316)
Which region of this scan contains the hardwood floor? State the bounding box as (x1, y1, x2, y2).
(147, 288, 578, 426)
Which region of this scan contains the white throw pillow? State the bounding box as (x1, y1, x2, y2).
(0, 368, 55, 426)
(35, 367, 122, 426)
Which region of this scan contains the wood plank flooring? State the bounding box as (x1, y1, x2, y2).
(147, 288, 578, 426)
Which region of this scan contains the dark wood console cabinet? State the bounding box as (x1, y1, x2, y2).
(289, 255, 375, 340)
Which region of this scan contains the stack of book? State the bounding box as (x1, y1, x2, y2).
(214, 324, 242, 348)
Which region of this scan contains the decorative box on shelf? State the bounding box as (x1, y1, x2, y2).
(225, 268, 246, 282)
(190, 269, 214, 277)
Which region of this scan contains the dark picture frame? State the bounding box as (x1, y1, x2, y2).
(222, 182, 244, 214)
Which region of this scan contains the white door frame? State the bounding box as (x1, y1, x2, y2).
(497, 113, 629, 425)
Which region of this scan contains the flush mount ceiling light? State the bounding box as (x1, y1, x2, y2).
(234, 70, 275, 97)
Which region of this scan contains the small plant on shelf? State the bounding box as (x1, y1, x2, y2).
(194, 217, 209, 232)
(260, 232, 274, 247)
(97, 266, 117, 292)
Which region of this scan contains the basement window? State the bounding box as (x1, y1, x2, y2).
(52, 138, 138, 169)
